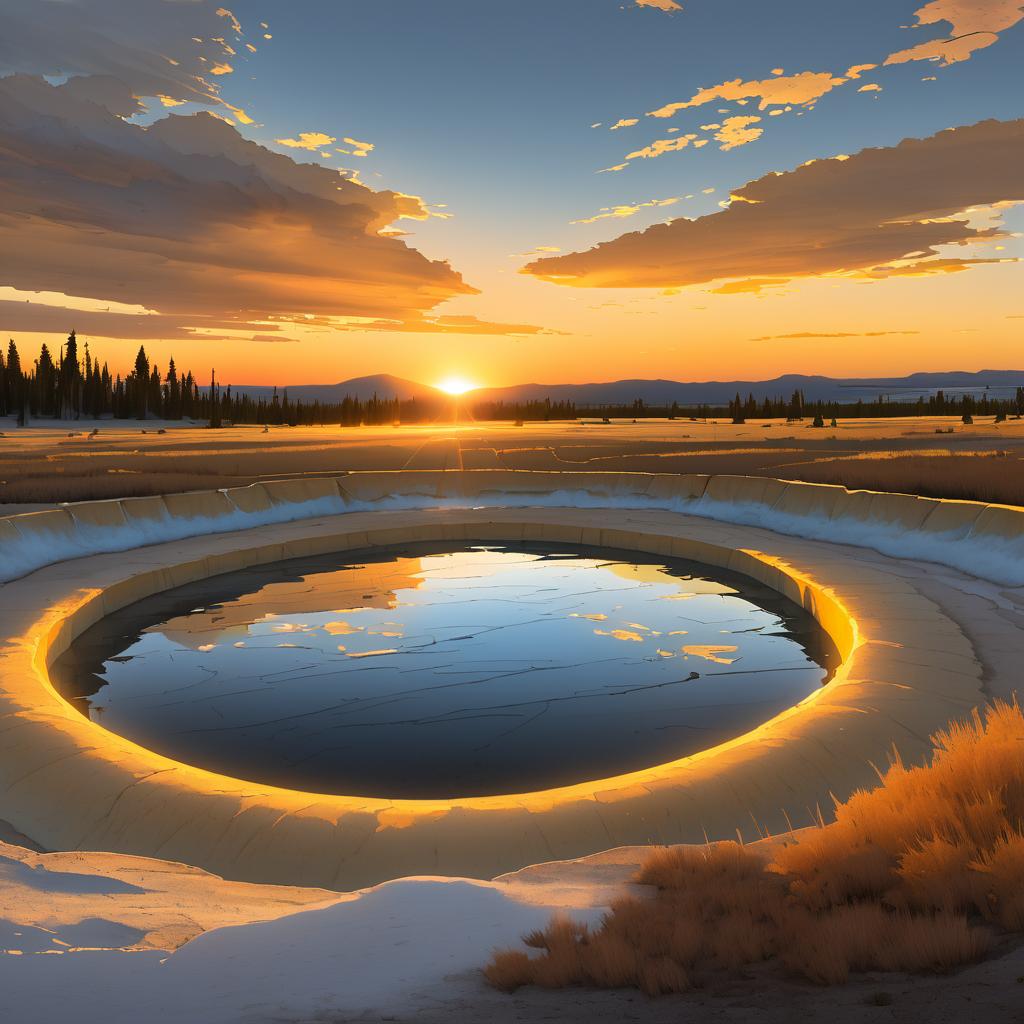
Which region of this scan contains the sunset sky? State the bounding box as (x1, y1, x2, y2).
(1, 0, 1022, 387)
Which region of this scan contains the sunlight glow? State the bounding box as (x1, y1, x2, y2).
(437, 376, 477, 395)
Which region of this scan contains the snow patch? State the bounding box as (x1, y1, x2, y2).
(0, 876, 602, 1024)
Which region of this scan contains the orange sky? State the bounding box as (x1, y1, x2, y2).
(2, 0, 1022, 388)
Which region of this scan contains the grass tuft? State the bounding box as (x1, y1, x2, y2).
(485, 700, 1024, 993)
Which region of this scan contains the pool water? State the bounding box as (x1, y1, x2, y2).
(53, 543, 838, 797)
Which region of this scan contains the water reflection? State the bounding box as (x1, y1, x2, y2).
(53, 543, 838, 798)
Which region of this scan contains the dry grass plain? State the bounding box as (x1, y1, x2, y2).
(2, 414, 1024, 509)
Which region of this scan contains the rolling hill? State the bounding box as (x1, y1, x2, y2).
(227, 370, 1024, 407)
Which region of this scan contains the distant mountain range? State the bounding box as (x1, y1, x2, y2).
(228, 370, 1024, 407)
(226, 374, 441, 404)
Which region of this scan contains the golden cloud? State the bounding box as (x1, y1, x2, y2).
(571, 197, 681, 225)
(524, 119, 1024, 289)
(854, 256, 1021, 279)
(275, 131, 336, 150)
(333, 315, 560, 336)
(753, 330, 921, 340)
(341, 136, 375, 157)
(0, 76, 475, 337)
(886, 0, 1024, 66)
(626, 134, 698, 159)
(710, 278, 790, 295)
(648, 70, 845, 118)
(714, 116, 763, 150)
(635, 0, 683, 10)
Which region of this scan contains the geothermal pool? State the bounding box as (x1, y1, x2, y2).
(52, 543, 837, 797)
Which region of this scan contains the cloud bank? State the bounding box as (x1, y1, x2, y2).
(0, 0, 250, 109)
(524, 119, 1024, 289)
(0, 75, 476, 335)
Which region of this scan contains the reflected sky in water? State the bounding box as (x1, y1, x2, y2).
(53, 544, 838, 797)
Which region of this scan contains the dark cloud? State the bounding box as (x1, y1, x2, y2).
(523, 119, 1024, 289)
(0, 75, 476, 334)
(0, 0, 244, 106)
(0, 300, 238, 340)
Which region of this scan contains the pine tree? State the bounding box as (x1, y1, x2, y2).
(209, 369, 222, 428)
(133, 345, 150, 419)
(36, 343, 56, 417)
(166, 358, 181, 419)
(58, 330, 82, 419)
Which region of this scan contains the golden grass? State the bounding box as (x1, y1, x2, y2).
(484, 701, 1024, 993)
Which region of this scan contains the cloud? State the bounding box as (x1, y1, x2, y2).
(600, 0, 1016, 174)
(854, 256, 1021, 279)
(753, 330, 920, 340)
(571, 197, 681, 225)
(0, 75, 475, 338)
(275, 132, 336, 150)
(710, 278, 790, 295)
(648, 70, 845, 118)
(626, 134, 698, 159)
(714, 116, 763, 150)
(885, 0, 1024, 66)
(635, 0, 683, 10)
(0, 300, 237, 341)
(336, 315, 559, 336)
(612, 71, 835, 166)
(610, 118, 639, 130)
(511, 246, 563, 258)
(0, 0, 249, 108)
(523, 119, 1024, 289)
(340, 137, 374, 157)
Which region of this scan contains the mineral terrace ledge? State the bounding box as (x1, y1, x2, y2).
(0, 487, 987, 889)
(2, 470, 1024, 585)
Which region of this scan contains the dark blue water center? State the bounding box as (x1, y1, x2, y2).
(53, 543, 838, 797)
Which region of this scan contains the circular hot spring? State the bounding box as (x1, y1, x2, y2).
(52, 543, 838, 798)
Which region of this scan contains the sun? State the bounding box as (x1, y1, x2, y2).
(436, 375, 477, 396)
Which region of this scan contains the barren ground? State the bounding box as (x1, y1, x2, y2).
(2, 414, 1024, 509)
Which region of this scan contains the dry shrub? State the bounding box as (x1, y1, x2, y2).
(483, 950, 534, 993)
(637, 841, 764, 891)
(780, 906, 990, 984)
(971, 831, 1024, 929)
(486, 701, 1024, 994)
(895, 836, 976, 911)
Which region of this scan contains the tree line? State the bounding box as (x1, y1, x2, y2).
(0, 333, 441, 426)
(2, 333, 1023, 426)
(0, 333, 207, 423)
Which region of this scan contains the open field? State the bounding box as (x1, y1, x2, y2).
(3, 415, 1024, 509)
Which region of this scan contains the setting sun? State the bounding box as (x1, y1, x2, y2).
(436, 376, 477, 396)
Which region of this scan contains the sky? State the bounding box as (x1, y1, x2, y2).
(0, 0, 1022, 387)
